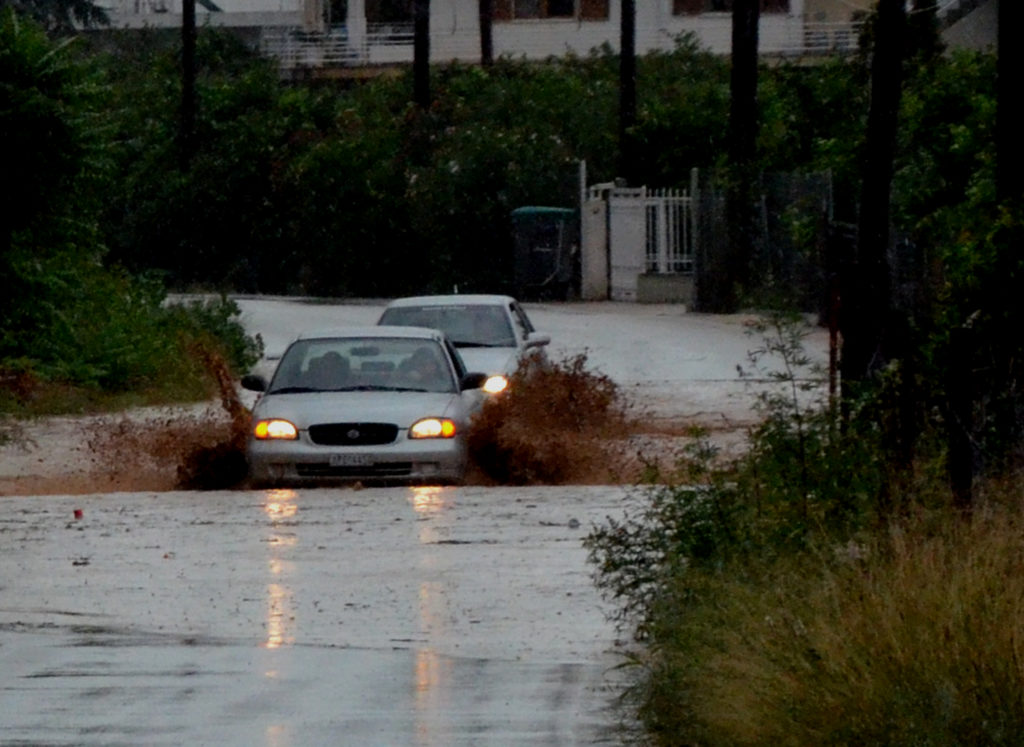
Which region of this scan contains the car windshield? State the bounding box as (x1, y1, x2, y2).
(269, 337, 456, 394)
(379, 305, 516, 348)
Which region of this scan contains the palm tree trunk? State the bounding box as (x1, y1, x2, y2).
(719, 0, 759, 312)
(179, 0, 196, 169)
(997, 0, 1021, 202)
(617, 0, 636, 185)
(413, 0, 430, 108)
(479, 0, 494, 67)
(840, 0, 905, 392)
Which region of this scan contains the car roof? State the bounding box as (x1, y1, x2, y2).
(294, 326, 445, 342)
(383, 294, 516, 308)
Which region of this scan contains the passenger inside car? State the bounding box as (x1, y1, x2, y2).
(306, 351, 350, 390)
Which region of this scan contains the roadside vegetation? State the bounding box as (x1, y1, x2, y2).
(1, 12, 259, 433)
(586, 313, 1024, 744)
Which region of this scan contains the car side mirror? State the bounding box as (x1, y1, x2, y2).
(241, 374, 267, 392)
(460, 372, 488, 391)
(526, 333, 550, 348)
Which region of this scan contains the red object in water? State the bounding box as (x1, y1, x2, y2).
(73, 509, 83, 520)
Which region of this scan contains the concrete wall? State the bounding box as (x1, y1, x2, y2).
(580, 199, 609, 301)
(636, 273, 694, 305)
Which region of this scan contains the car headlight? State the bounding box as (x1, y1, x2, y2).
(482, 375, 509, 395)
(409, 418, 457, 439)
(253, 419, 299, 440)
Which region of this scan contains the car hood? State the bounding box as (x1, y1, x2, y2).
(455, 347, 519, 376)
(252, 390, 465, 428)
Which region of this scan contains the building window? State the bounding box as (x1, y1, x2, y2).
(366, 0, 411, 23)
(494, 0, 609, 21)
(547, 0, 574, 16)
(673, 0, 790, 14)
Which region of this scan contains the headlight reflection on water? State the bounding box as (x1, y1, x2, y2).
(264, 488, 299, 521)
(410, 486, 459, 742)
(262, 489, 298, 651)
(409, 486, 457, 547)
(409, 485, 448, 515)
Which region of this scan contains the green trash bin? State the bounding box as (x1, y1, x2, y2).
(511, 206, 579, 300)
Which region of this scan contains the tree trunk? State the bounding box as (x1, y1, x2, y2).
(906, 0, 941, 60)
(840, 0, 905, 393)
(728, 0, 759, 171)
(413, 0, 430, 109)
(987, 0, 1024, 467)
(179, 0, 196, 169)
(617, 0, 637, 185)
(719, 0, 759, 312)
(479, 0, 493, 68)
(997, 0, 1022, 203)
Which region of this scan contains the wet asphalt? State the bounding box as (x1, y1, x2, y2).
(1, 299, 828, 744)
(0, 485, 632, 746)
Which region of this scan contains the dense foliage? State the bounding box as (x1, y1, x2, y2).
(578, 23, 1017, 741)
(1, 13, 259, 406)
(587, 314, 1024, 745)
(78, 31, 733, 296)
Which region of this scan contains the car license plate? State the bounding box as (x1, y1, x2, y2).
(329, 453, 373, 467)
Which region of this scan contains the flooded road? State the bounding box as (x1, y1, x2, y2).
(0, 299, 831, 743)
(0, 485, 630, 745)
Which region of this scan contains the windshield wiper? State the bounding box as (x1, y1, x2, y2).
(268, 386, 316, 394)
(333, 385, 401, 392)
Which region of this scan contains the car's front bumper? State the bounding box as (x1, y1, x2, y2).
(247, 436, 467, 486)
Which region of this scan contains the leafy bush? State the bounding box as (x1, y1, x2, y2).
(586, 313, 1024, 744)
(1, 15, 261, 412)
(586, 314, 880, 628)
(89, 32, 735, 296)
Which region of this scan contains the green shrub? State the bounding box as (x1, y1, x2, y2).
(587, 311, 1024, 745)
(585, 314, 882, 631)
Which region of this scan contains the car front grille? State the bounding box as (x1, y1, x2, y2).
(295, 462, 414, 478)
(308, 423, 398, 446)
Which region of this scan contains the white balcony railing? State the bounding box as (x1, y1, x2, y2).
(259, 19, 865, 71)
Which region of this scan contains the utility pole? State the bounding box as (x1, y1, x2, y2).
(617, 0, 636, 185)
(413, 0, 431, 108)
(840, 0, 905, 393)
(479, 0, 493, 68)
(180, 0, 197, 169)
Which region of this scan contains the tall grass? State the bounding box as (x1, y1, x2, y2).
(589, 314, 1024, 745)
(635, 497, 1024, 746)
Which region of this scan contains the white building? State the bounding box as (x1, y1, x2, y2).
(98, 0, 860, 70)
(95, 0, 994, 71)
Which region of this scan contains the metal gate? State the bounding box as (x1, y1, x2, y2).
(581, 171, 697, 302)
(644, 187, 694, 275)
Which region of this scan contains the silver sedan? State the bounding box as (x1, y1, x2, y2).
(241, 326, 486, 486)
(377, 294, 551, 394)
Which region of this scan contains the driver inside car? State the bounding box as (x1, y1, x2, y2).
(398, 347, 448, 390)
